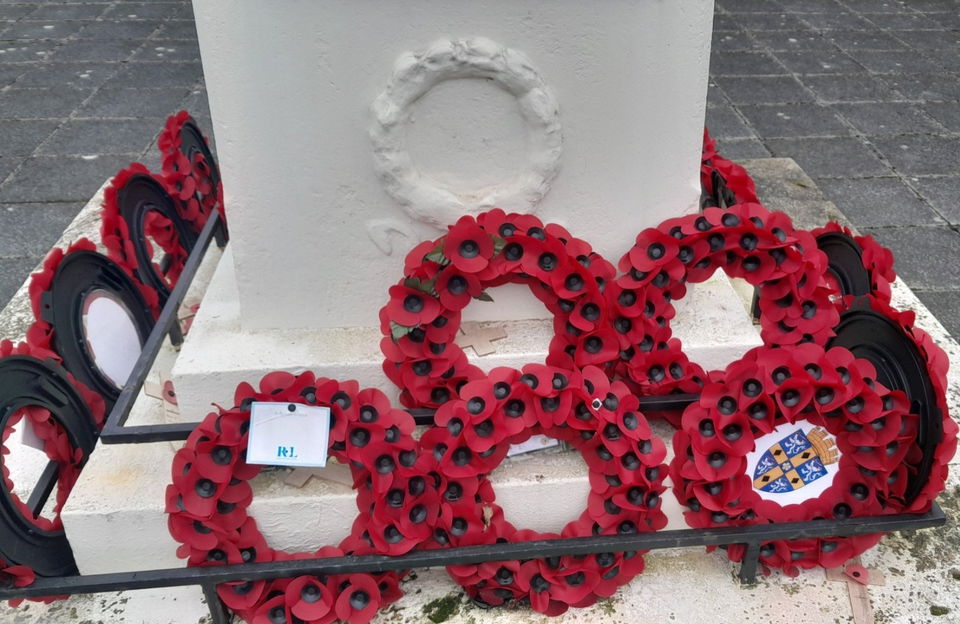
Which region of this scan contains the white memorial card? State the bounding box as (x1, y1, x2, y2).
(246, 402, 331, 467)
(507, 434, 560, 457)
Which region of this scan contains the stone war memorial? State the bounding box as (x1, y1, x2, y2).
(0, 1, 957, 624)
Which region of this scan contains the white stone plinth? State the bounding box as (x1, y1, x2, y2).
(172, 246, 761, 423)
(193, 0, 716, 330)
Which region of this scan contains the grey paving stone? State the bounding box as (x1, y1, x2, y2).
(732, 13, 808, 31)
(0, 39, 59, 61)
(871, 136, 960, 175)
(0, 5, 35, 20)
(0, 256, 42, 309)
(49, 39, 141, 62)
(76, 19, 161, 40)
(772, 49, 863, 74)
(707, 81, 730, 107)
(705, 106, 755, 139)
(777, 0, 847, 11)
(0, 155, 136, 202)
(0, 156, 19, 184)
(15, 62, 118, 89)
(38, 118, 161, 156)
(816, 177, 944, 226)
(0, 19, 86, 40)
(921, 49, 960, 73)
(914, 290, 960, 341)
(907, 0, 960, 11)
(151, 20, 197, 40)
(104, 61, 202, 88)
(765, 137, 891, 177)
(839, 0, 914, 13)
(101, 2, 180, 20)
(0, 62, 26, 87)
(911, 176, 960, 224)
(713, 75, 814, 104)
(178, 89, 210, 119)
(713, 15, 743, 31)
(131, 39, 200, 62)
(860, 13, 946, 29)
(846, 49, 943, 73)
(0, 202, 83, 257)
(833, 102, 944, 135)
(891, 30, 960, 49)
(26, 4, 107, 20)
(861, 226, 960, 290)
(710, 51, 785, 75)
(0, 119, 60, 156)
(717, 0, 782, 13)
(880, 73, 960, 102)
(737, 103, 850, 137)
(0, 87, 93, 119)
(76, 86, 191, 118)
(713, 138, 772, 159)
(920, 103, 960, 132)
(751, 30, 837, 51)
(712, 32, 762, 52)
(799, 12, 876, 30)
(827, 29, 908, 50)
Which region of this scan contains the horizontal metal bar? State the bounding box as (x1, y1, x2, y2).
(0, 503, 943, 599)
(102, 396, 702, 444)
(101, 212, 221, 445)
(26, 460, 58, 517)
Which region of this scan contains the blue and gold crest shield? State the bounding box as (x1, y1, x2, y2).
(752, 426, 838, 493)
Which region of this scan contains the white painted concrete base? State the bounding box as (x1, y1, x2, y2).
(172, 246, 763, 422)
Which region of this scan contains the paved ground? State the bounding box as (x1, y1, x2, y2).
(0, 0, 957, 339)
(0, 0, 208, 305)
(707, 0, 960, 338)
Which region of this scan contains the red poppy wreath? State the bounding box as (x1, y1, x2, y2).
(380, 209, 619, 410)
(670, 342, 920, 576)
(418, 364, 667, 615)
(26, 238, 160, 354)
(158, 111, 224, 232)
(812, 221, 896, 304)
(608, 202, 838, 426)
(701, 128, 759, 206)
(0, 340, 104, 602)
(165, 372, 438, 624)
(101, 163, 192, 292)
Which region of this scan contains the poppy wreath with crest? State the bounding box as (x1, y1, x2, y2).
(165, 371, 439, 624)
(0, 340, 104, 605)
(670, 342, 920, 576)
(158, 111, 224, 232)
(101, 163, 192, 292)
(418, 364, 667, 615)
(608, 202, 838, 427)
(380, 209, 620, 410)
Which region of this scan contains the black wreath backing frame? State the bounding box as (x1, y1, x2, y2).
(165, 371, 439, 624)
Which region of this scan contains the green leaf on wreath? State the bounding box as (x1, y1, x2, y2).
(492, 234, 507, 256)
(476, 291, 494, 303)
(403, 276, 438, 294)
(390, 321, 415, 342)
(424, 241, 449, 265)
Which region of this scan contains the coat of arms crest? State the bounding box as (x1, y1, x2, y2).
(752, 427, 838, 493)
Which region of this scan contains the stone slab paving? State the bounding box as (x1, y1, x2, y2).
(0, 0, 208, 308)
(708, 0, 960, 339)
